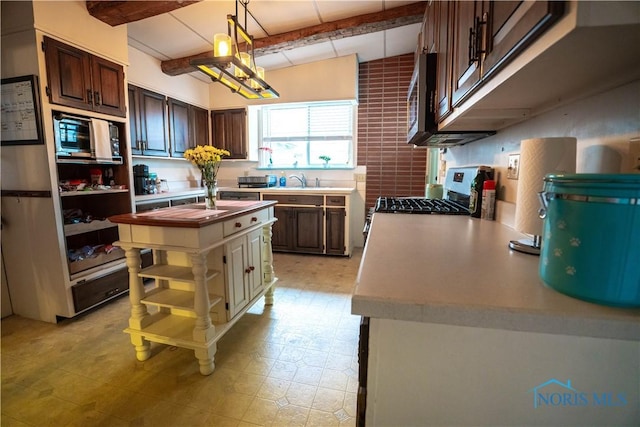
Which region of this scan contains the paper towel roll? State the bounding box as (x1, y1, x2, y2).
(515, 137, 577, 236)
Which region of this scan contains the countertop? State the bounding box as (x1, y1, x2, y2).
(352, 213, 640, 341)
(109, 200, 276, 228)
(218, 186, 356, 194)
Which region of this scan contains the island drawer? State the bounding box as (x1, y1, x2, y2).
(223, 210, 268, 237)
(263, 194, 323, 206)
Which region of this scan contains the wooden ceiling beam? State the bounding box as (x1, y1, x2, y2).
(161, 2, 426, 76)
(86, 0, 202, 27)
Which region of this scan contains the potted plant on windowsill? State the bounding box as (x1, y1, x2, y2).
(319, 155, 331, 168)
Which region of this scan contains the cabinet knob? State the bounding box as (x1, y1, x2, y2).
(235, 222, 242, 228)
(251, 216, 258, 222)
(245, 266, 255, 273)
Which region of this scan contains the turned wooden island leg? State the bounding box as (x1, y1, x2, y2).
(124, 246, 151, 361)
(191, 252, 216, 375)
(263, 222, 275, 306)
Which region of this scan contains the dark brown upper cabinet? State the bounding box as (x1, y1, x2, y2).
(451, 0, 488, 108)
(189, 105, 209, 148)
(211, 109, 247, 159)
(168, 97, 190, 157)
(168, 99, 209, 157)
(128, 84, 169, 157)
(43, 36, 126, 118)
(482, 1, 565, 79)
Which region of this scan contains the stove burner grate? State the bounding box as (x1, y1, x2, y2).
(374, 197, 469, 214)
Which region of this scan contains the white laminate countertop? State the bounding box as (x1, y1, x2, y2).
(352, 213, 640, 341)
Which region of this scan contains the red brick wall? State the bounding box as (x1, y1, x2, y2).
(357, 54, 427, 210)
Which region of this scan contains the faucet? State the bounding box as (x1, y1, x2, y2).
(289, 173, 306, 188)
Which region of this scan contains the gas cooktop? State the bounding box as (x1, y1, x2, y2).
(374, 197, 469, 214)
(373, 166, 491, 215)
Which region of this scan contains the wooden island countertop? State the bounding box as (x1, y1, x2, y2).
(109, 200, 277, 228)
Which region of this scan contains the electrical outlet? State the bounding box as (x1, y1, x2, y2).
(507, 154, 520, 179)
(354, 173, 366, 182)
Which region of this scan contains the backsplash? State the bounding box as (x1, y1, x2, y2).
(444, 79, 639, 228)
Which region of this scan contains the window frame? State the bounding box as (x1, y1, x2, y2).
(254, 100, 357, 170)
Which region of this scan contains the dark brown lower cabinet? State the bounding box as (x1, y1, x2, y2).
(357, 316, 370, 427)
(272, 205, 324, 254)
(71, 267, 129, 313)
(326, 208, 346, 255)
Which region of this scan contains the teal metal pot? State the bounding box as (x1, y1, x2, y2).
(538, 174, 640, 307)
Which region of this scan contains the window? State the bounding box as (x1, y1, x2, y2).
(257, 100, 355, 168)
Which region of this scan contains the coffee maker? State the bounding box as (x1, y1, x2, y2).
(133, 164, 149, 195)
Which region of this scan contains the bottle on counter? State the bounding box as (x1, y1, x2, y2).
(469, 169, 488, 217)
(481, 179, 496, 220)
(279, 171, 287, 187)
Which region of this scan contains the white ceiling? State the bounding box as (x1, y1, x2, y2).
(126, 0, 422, 82)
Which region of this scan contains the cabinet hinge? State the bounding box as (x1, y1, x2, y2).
(225, 302, 229, 310)
(45, 86, 51, 97)
(41, 40, 46, 51)
(223, 255, 227, 264)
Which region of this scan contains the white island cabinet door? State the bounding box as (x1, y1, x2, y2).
(247, 228, 264, 300)
(224, 237, 250, 320)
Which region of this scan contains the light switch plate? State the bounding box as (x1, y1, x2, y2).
(507, 154, 520, 179)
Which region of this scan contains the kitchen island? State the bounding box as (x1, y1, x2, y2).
(109, 200, 277, 375)
(352, 213, 640, 426)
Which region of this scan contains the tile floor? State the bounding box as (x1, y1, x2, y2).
(1, 250, 363, 426)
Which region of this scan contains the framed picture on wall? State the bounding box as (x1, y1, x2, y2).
(1, 74, 45, 146)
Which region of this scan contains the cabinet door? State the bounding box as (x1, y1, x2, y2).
(190, 105, 209, 147)
(90, 55, 126, 117)
(128, 85, 142, 155)
(211, 109, 247, 159)
(293, 207, 323, 254)
(326, 208, 346, 255)
(225, 237, 250, 319)
(140, 89, 169, 157)
(482, 1, 565, 79)
(451, 0, 487, 107)
(423, 1, 438, 53)
(247, 229, 264, 300)
(43, 36, 93, 111)
(271, 206, 292, 251)
(436, 1, 454, 121)
(168, 98, 190, 157)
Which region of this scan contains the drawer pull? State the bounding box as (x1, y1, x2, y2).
(235, 222, 242, 228)
(105, 288, 120, 297)
(251, 216, 258, 222)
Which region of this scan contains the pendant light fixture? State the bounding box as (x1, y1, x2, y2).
(191, 0, 279, 99)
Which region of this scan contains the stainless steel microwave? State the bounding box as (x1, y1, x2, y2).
(53, 112, 121, 163)
(407, 52, 495, 147)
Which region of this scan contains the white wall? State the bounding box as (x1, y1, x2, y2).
(128, 46, 210, 109)
(210, 54, 359, 109)
(444, 80, 640, 228)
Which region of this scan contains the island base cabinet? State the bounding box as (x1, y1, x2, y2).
(366, 318, 640, 426)
(112, 203, 278, 376)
